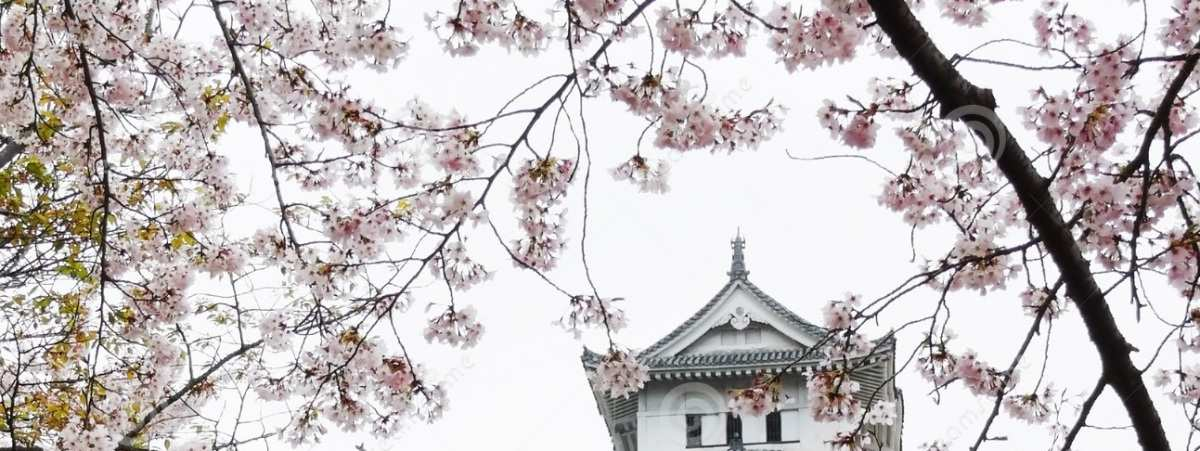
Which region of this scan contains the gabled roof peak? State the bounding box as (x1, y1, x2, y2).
(636, 277, 826, 360)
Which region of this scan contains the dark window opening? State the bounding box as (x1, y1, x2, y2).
(685, 414, 702, 447)
(766, 411, 782, 442)
(725, 413, 743, 445)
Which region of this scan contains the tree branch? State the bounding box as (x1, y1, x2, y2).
(1119, 43, 1200, 182)
(863, 1, 1170, 450)
(1062, 377, 1107, 450)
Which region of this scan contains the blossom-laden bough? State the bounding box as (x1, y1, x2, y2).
(1, 0, 1200, 450)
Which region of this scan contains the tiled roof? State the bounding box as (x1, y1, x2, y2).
(637, 277, 826, 359)
(641, 348, 813, 369)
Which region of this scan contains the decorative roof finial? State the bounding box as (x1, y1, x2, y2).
(728, 229, 748, 279)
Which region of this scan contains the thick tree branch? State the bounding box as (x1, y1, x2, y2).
(864, 1, 1170, 450)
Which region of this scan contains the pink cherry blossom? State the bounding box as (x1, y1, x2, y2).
(611, 155, 671, 193)
(807, 368, 862, 422)
(592, 349, 649, 399)
(841, 113, 878, 149)
(424, 305, 485, 348)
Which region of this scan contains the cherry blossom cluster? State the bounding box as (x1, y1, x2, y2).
(864, 400, 898, 426)
(592, 349, 650, 399)
(806, 368, 862, 422)
(611, 155, 671, 193)
(702, 4, 759, 57)
(937, 0, 1009, 26)
(1168, 100, 1199, 136)
(427, 0, 548, 56)
(1159, 227, 1200, 296)
(820, 294, 873, 360)
(828, 430, 873, 451)
(511, 158, 574, 271)
(558, 295, 629, 338)
(878, 130, 964, 226)
(259, 310, 293, 352)
(656, 8, 705, 57)
(822, 294, 861, 330)
(325, 205, 404, 259)
(571, 0, 630, 27)
(424, 306, 485, 348)
(58, 421, 118, 451)
(955, 351, 1012, 396)
(767, 3, 868, 71)
(202, 244, 248, 276)
(1154, 365, 1200, 404)
(1004, 385, 1056, 424)
(1180, 308, 1200, 352)
(1032, 1, 1095, 50)
(944, 223, 1019, 293)
(817, 79, 917, 150)
(728, 374, 783, 416)
(918, 333, 958, 386)
(654, 4, 761, 58)
(609, 72, 783, 153)
(1023, 44, 1134, 158)
(1020, 287, 1067, 320)
(1162, 0, 1200, 50)
(818, 101, 877, 149)
(432, 241, 492, 290)
(254, 332, 448, 443)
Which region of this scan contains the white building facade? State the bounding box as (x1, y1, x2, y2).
(584, 237, 903, 451)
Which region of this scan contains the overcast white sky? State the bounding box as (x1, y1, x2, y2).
(200, 1, 1196, 450)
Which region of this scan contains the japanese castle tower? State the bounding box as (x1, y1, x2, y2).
(583, 236, 903, 451)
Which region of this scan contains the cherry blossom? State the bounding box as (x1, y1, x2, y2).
(864, 400, 898, 426)
(807, 368, 861, 422)
(768, 4, 867, 71)
(1004, 386, 1055, 424)
(841, 113, 878, 149)
(822, 294, 860, 330)
(828, 430, 873, 451)
(657, 8, 703, 56)
(1032, 1, 1094, 50)
(1156, 365, 1200, 404)
(511, 158, 574, 271)
(918, 333, 958, 386)
(425, 306, 485, 348)
(956, 351, 1012, 396)
(1020, 287, 1067, 320)
(611, 155, 671, 193)
(938, 0, 1008, 26)
(1162, 0, 1200, 50)
(558, 295, 629, 338)
(428, 0, 547, 56)
(592, 349, 650, 399)
(432, 241, 492, 290)
(728, 376, 782, 417)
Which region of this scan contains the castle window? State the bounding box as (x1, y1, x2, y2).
(725, 413, 742, 444)
(766, 410, 782, 442)
(685, 414, 702, 447)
